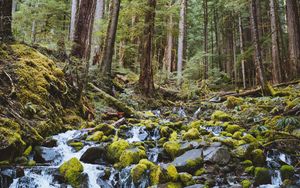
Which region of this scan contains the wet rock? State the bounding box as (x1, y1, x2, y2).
(80, 146, 106, 164)
(254, 167, 271, 185)
(204, 147, 231, 165)
(184, 184, 205, 188)
(33, 146, 62, 164)
(16, 167, 25, 178)
(41, 137, 57, 147)
(14, 156, 28, 165)
(280, 165, 295, 180)
(16, 176, 39, 187)
(0, 168, 14, 188)
(171, 149, 203, 172)
(59, 158, 84, 188)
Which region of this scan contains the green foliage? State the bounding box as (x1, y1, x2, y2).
(276, 116, 300, 130)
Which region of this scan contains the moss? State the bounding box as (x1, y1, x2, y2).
(166, 182, 182, 188)
(95, 124, 115, 135)
(241, 160, 253, 167)
(59, 158, 84, 188)
(245, 166, 255, 174)
(254, 167, 271, 185)
(225, 124, 241, 134)
(179, 172, 193, 186)
(241, 180, 251, 188)
(194, 168, 206, 176)
(251, 149, 265, 166)
(226, 96, 243, 108)
(280, 165, 294, 180)
(139, 159, 155, 169)
(23, 146, 32, 157)
(186, 158, 203, 169)
(119, 148, 146, 168)
(169, 131, 178, 141)
(107, 139, 130, 163)
(69, 142, 84, 151)
(211, 110, 232, 121)
(86, 131, 104, 142)
(130, 163, 147, 183)
(27, 160, 36, 166)
(163, 141, 181, 159)
(232, 131, 243, 139)
(0, 161, 10, 166)
(15, 156, 28, 164)
(160, 126, 173, 138)
(150, 165, 162, 185)
(242, 134, 257, 143)
(166, 165, 179, 181)
(182, 128, 200, 140)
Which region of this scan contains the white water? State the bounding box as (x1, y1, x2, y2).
(127, 127, 142, 143)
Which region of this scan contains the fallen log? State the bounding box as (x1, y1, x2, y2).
(88, 83, 140, 118)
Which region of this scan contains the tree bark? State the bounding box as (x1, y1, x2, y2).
(203, 0, 208, 79)
(70, 0, 79, 41)
(250, 0, 270, 95)
(0, 0, 13, 42)
(269, 0, 282, 84)
(238, 14, 246, 89)
(71, 0, 96, 60)
(99, 0, 120, 79)
(177, 0, 187, 85)
(286, 0, 300, 79)
(139, 0, 156, 96)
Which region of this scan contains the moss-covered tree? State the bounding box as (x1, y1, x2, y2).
(0, 0, 13, 41)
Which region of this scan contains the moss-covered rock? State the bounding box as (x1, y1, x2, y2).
(280, 165, 294, 180)
(254, 167, 271, 185)
(226, 96, 243, 109)
(86, 131, 104, 142)
(194, 168, 206, 176)
(241, 179, 251, 188)
(182, 128, 200, 140)
(59, 158, 84, 188)
(179, 172, 193, 186)
(211, 111, 232, 121)
(119, 148, 147, 167)
(94, 123, 115, 135)
(166, 164, 179, 181)
(68, 142, 84, 151)
(242, 134, 257, 143)
(163, 141, 181, 159)
(225, 124, 241, 134)
(23, 145, 32, 157)
(150, 165, 162, 185)
(130, 163, 147, 183)
(250, 149, 265, 166)
(107, 139, 130, 163)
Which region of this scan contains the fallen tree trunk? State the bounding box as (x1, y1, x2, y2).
(88, 83, 139, 117)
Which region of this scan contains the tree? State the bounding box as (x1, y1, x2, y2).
(286, 0, 300, 79)
(238, 14, 246, 89)
(269, 0, 282, 83)
(139, 0, 156, 96)
(177, 0, 187, 85)
(99, 0, 121, 80)
(203, 0, 208, 79)
(71, 0, 97, 60)
(70, 0, 79, 41)
(250, 0, 269, 95)
(0, 0, 13, 42)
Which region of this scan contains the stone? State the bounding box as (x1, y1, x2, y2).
(171, 149, 203, 172)
(204, 147, 231, 165)
(80, 147, 106, 164)
(33, 146, 62, 164)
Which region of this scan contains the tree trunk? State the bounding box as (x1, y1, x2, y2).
(177, 0, 187, 85)
(163, 5, 173, 77)
(214, 8, 221, 71)
(12, 0, 17, 13)
(250, 0, 270, 95)
(99, 0, 120, 79)
(269, 0, 282, 84)
(70, 0, 79, 41)
(286, 0, 300, 79)
(203, 0, 208, 79)
(139, 0, 156, 96)
(238, 14, 246, 89)
(71, 0, 96, 60)
(0, 0, 13, 42)
(224, 14, 234, 80)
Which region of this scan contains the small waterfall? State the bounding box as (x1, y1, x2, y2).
(192, 107, 201, 119)
(271, 170, 282, 185)
(127, 126, 148, 143)
(203, 126, 223, 136)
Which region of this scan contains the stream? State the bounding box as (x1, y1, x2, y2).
(1, 108, 299, 188)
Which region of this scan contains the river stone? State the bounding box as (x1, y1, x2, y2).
(80, 146, 106, 164)
(41, 138, 57, 147)
(0, 168, 14, 187)
(204, 147, 231, 165)
(171, 149, 203, 172)
(33, 146, 61, 164)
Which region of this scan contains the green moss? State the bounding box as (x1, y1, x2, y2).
(130, 163, 147, 183)
(0, 161, 10, 166)
(182, 128, 200, 140)
(163, 141, 181, 159)
(225, 124, 241, 134)
(186, 158, 203, 169)
(251, 149, 265, 166)
(241, 160, 253, 167)
(211, 111, 232, 121)
(241, 180, 251, 188)
(139, 159, 155, 169)
(254, 167, 271, 185)
(280, 165, 294, 180)
(69, 142, 84, 151)
(23, 146, 32, 156)
(232, 131, 243, 139)
(27, 160, 36, 166)
(245, 166, 255, 174)
(59, 158, 84, 188)
(150, 165, 162, 185)
(242, 134, 257, 143)
(169, 131, 178, 141)
(160, 126, 173, 137)
(194, 168, 206, 176)
(95, 124, 115, 135)
(166, 165, 179, 181)
(179, 172, 193, 186)
(226, 96, 243, 108)
(166, 182, 182, 188)
(86, 131, 104, 142)
(107, 139, 130, 163)
(119, 148, 146, 168)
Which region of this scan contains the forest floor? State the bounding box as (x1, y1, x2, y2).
(0, 44, 300, 188)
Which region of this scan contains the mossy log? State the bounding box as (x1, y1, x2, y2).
(88, 83, 139, 117)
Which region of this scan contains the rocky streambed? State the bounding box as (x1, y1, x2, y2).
(1, 91, 300, 188)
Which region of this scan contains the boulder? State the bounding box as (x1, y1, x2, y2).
(171, 149, 203, 172)
(204, 147, 231, 165)
(80, 147, 106, 164)
(33, 146, 61, 164)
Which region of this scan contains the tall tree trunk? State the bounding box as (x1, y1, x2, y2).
(224, 14, 234, 80)
(250, 0, 269, 95)
(203, 0, 208, 79)
(12, 0, 17, 13)
(139, 0, 156, 96)
(0, 0, 13, 42)
(163, 2, 173, 77)
(214, 8, 221, 71)
(71, 0, 97, 60)
(238, 14, 246, 89)
(177, 0, 187, 85)
(286, 0, 300, 79)
(70, 0, 79, 41)
(99, 0, 120, 78)
(269, 0, 282, 83)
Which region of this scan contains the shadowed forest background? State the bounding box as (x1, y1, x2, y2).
(0, 0, 300, 188)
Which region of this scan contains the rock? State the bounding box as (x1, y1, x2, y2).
(33, 146, 61, 164)
(250, 149, 265, 166)
(14, 156, 28, 164)
(107, 139, 130, 163)
(16, 167, 25, 178)
(94, 123, 115, 135)
(226, 96, 243, 108)
(184, 184, 205, 188)
(280, 165, 294, 180)
(130, 163, 147, 183)
(86, 131, 104, 142)
(182, 128, 200, 141)
(241, 179, 251, 188)
(171, 149, 203, 172)
(119, 147, 147, 167)
(80, 147, 106, 164)
(59, 158, 84, 188)
(41, 137, 57, 147)
(204, 147, 231, 165)
(233, 144, 257, 159)
(163, 141, 181, 159)
(165, 164, 179, 181)
(254, 167, 271, 185)
(0, 168, 14, 187)
(179, 172, 193, 186)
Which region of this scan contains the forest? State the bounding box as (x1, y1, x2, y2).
(0, 0, 300, 187)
